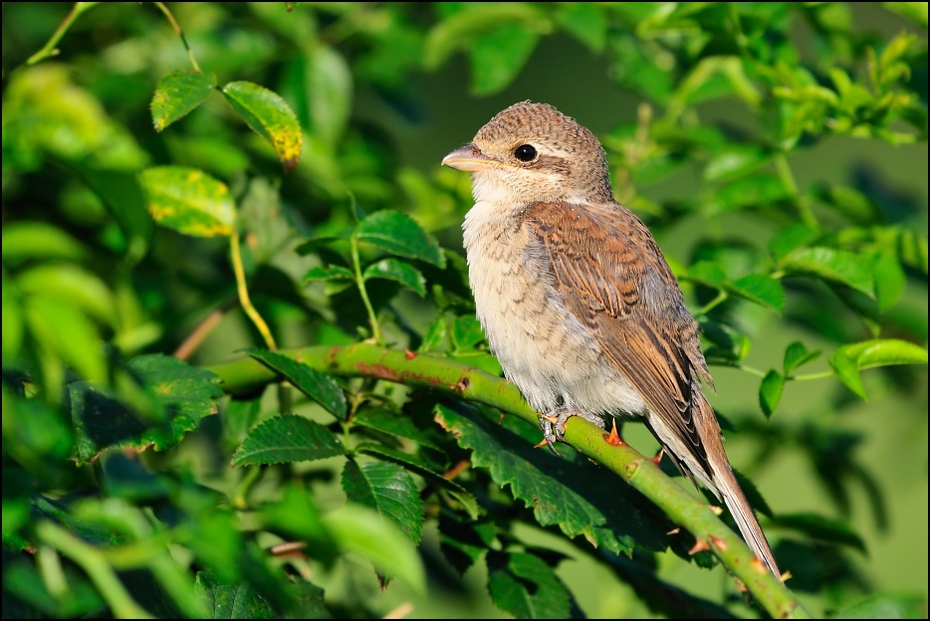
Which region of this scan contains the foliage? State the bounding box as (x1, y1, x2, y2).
(2, 2, 927, 619)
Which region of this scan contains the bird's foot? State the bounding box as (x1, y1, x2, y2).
(537, 406, 576, 455)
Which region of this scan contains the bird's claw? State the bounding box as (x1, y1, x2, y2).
(538, 408, 574, 456)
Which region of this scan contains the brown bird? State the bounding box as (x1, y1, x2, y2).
(442, 101, 780, 577)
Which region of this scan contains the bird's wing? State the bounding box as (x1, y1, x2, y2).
(524, 200, 712, 480)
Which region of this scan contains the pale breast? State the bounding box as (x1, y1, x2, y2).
(462, 200, 649, 418)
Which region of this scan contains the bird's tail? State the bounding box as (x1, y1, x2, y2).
(694, 396, 781, 577)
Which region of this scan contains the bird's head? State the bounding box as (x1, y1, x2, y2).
(442, 101, 614, 206)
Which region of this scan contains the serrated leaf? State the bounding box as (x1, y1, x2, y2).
(139, 166, 236, 237)
(433, 404, 675, 556)
(354, 211, 444, 267)
(303, 264, 354, 283)
(246, 349, 347, 419)
(780, 246, 875, 298)
(759, 370, 784, 418)
(728, 274, 785, 313)
(231, 414, 344, 466)
(355, 442, 479, 519)
(363, 258, 426, 297)
(419, 316, 448, 353)
(322, 504, 425, 594)
(774, 512, 866, 552)
(195, 571, 274, 619)
(342, 460, 422, 544)
(70, 355, 222, 465)
(151, 69, 215, 132)
(783, 341, 821, 375)
(487, 551, 571, 619)
(222, 81, 302, 173)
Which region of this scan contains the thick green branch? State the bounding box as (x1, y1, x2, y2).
(205, 343, 809, 619)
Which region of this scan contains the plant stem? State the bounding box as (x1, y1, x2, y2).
(26, 2, 98, 66)
(153, 2, 201, 72)
(230, 233, 277, 351)
(774, 153, 818, 229)
(350, 235, 384, 345)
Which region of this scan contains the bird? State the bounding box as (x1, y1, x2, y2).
(441, 101, 780, 577)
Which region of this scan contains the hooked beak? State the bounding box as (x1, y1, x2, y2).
(441, 144, 503, 172)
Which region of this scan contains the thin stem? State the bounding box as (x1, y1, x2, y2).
(232, 466, 262, 510)
(173, 298, 237, 360)
(350, 235, 384, 345)
(774, 153, 818, 230)
(230, 233, 277, 351)
(26, 2, 97, 66)
(153, 2, 201, 72)
(696, 290, 729, 316)
(36, 522, 154, 619)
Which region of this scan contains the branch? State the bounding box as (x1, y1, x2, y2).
(205, 343, 810, 619)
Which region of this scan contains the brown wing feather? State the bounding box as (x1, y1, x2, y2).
(525, 201, 712, 480)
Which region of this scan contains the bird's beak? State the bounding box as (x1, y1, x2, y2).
(441, 144, 500, 172)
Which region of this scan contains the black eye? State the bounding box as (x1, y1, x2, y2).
(513, 144, 537, 162)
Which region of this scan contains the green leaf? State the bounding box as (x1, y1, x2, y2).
(780, 246, 875, 298)
(433, 404, 676, 556)
(711, 173, 791, 213)
(424, 4, 549, 69)
(2, 275, 24, 363)
(352, 406, 440, 448)
(487, 551, 571, 619)
(870, 251, 906, 313)
(25, 294, 107, 384)
(363, 258, 426, 297)
(259, 483, 338, 566)
(703, 145, 771, 183)
(16, 264, 117, 327)
(554, 2, 608, 52)
(246, 349, 347, 419)
(439, 508, 496, 575)
(139, 166, 236, 237)
(72, 167, 154, 263)
(768, 223, 819, 262)
(322, 504, 425, 594)
(303, 264, 354, 283)
(1, 222, 90, 265)
(70, 355, 223, 465)
(231, 414, 345, 466)
(451, 314, 485, 352)
(342, 460, 423, 544)
(294, 235, 348, 255)
(151, 69, 216, 132)
(783, 341, 821, 375)
(354, 211, 445, 267)
(304, 46, 352, 149)
(418, 316, 448, 353)
(469, 24, 539, 95)
(354, 442, 479, 519)
(759, 370, 784, 418)
(195, 571, 274, 619)
(836, 339, 928, 370)
(828, 349, 866, 399)
(222, 81, 303, 173)
(810, 184, 881, 225)
(728, 274, 785, 313)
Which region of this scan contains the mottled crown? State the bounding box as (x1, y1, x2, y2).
(472, 101, 614, 203)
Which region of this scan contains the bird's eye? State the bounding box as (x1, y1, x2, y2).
(513, 144, 537, 162)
